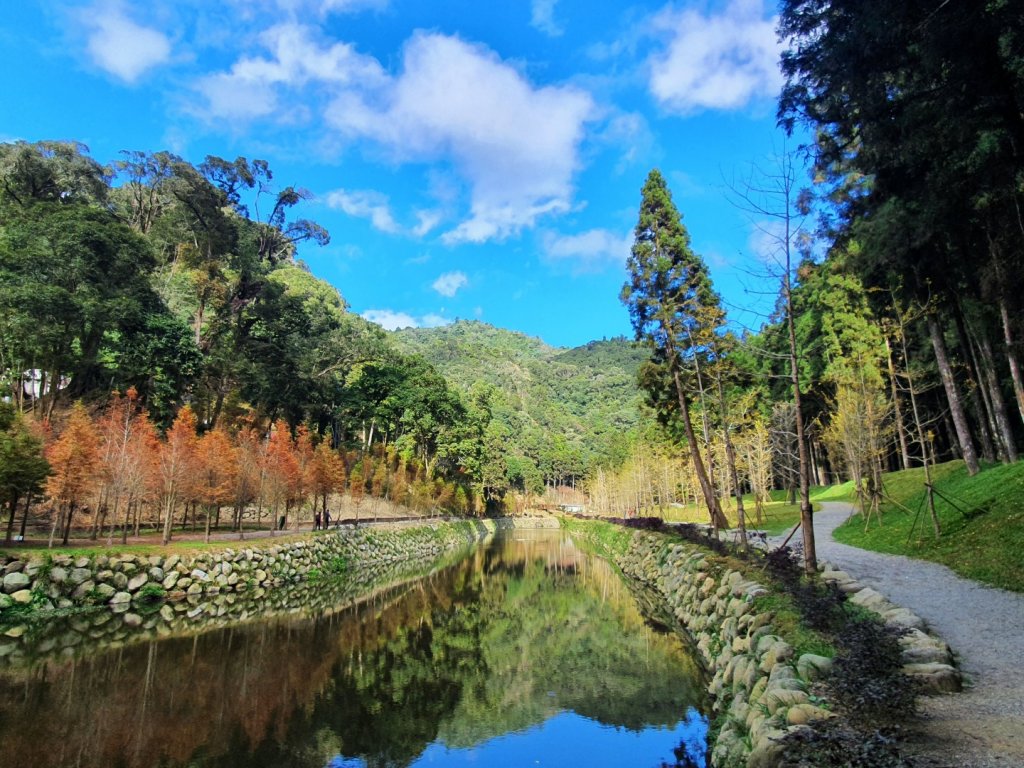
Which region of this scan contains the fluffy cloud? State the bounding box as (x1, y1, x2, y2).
(531, 0, 563, 37)
(541, 228, 632, 272)
(84, 7, 172, 83)
(647, 0, 782, 113)
(326, 32, 596, 243)
(361, 309, 451, 330)
(324, 188, 399, 233)
(431, 271, 468, 297)
(195, 23, 385, 120)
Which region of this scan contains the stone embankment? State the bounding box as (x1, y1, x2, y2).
(569, 522, 963, 767)
(819, 560, 961, 694)
(0, 519, 553, 628)
(0, 518, 558, 664)
(612, 530, 830, 768)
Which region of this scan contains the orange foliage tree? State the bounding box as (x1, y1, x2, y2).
(195, 428, 238, 542)
(159, 405, 198, 544)
(262, 420, 300, 531)
(45, 402, 100, 546)
(95, 388, 160, 544)
(310, 440, 346, 524)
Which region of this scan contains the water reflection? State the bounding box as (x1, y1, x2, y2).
(0, 531, 706, 768)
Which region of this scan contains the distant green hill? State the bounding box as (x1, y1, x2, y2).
(392, 321, 648, 491)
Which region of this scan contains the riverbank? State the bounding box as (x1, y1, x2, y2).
(562, 516, 968, 768)
(0, 517, 560, 633)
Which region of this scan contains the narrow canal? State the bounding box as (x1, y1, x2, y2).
(0, 530, 708, 768)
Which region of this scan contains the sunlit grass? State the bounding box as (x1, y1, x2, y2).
(833, 460, 1024, 592)
(657, 490, 804, 536)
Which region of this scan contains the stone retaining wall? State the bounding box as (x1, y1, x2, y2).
(609, 530, 832, 768)
(820, 561, 961, 693)
(0, 519, 510, 625)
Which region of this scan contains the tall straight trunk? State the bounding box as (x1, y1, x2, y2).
(954, 305, 998, 461)
(785, 272, 816, 574)
(716, 375, 747, 548)
(18, 492, 33, 541)
(927, 313, 980, 475)
(4, 494, 19, 545)
(885, 338, 912, 469)
(670, 367, 729, 530)
(977, 333, 1018, 462)
(999, 298, 1024, 427)
(161, 495, 175, 545)
(61, 503, 75, 546)
(686, 340, 721, 527)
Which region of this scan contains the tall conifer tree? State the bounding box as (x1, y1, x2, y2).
(621, 169, 729, 530)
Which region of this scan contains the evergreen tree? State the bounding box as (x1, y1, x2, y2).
(621, 169, 729, 530)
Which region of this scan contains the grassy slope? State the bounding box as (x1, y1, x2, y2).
(832, 460, 1024, 592)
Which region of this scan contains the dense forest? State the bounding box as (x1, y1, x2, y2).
(1, 0, 1022, 550)
(604, 0, 1024, 572)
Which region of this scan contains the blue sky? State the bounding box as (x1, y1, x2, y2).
(1, 0, 807, 348)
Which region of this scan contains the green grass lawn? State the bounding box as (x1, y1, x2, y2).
(832, 460, 1024, 592)
(659, 490, 806, 536)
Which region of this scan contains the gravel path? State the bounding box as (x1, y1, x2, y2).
(792, 502, 1024, 767)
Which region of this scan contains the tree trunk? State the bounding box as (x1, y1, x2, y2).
(954, 306, 998, 461)
(18, 492, 33, 541)
(4, 494, 19, 545)
(671, 368, 729, 530)
(61, 502, 75, 546)
(927, 313, 980, 475)
(977, 332, 1019, 463)
(786, 276, 816, 574)
(885, 338, 912, 469)
(162, 495, 175, 545)
(715, 374, 747, 548)
(999, 297, 1024, 427)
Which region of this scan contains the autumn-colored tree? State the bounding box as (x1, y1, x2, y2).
(95, 388, 158, 543)
(159, 405, 199, 544)
(263, 420, 300, 531)
(195, 428, 238, 542)
(232, 428, 263, 536)
(310, 440, 346, 521)
(122, 410, 160, 542)
(348, 463, 365, 522)
(292, 425, 315, 522)
(45, 402, 100, 546)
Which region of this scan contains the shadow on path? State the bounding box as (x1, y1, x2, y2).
(790, 502, 1024, 768)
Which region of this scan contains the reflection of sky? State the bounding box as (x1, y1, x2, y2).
(328, 709, 706, 768)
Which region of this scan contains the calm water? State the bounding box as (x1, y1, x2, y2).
(0, 530, 707, 768)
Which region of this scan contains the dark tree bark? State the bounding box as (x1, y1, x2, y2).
(927, 313, 980, 475)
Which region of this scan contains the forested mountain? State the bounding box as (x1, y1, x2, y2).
(393, 321, 649, 496)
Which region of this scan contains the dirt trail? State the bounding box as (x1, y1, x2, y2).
(803, 502, 1024, 768)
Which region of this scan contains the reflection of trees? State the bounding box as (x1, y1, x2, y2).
(0, 532, 705, 768)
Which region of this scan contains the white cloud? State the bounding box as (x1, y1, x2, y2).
(432, 271, 468, 297)
(320, 0, 389, 13)
(531, 0, 563, 37)
(647, 0, 782, 113)
(747, 219, 787, 266)
(326, 32, 596, 243)
(195, 23, 385, 120)
(361, 309, 418, 330)
(324, 188, 399, 233)
(541, 228, 632, 272)
(421, 313, 451, 328)
(412, 209, 443, 237)
(361, 309, 451, 330)
(84, 6, 172, 83)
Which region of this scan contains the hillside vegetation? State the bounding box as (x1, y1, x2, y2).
(393, 321, 650, 494)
